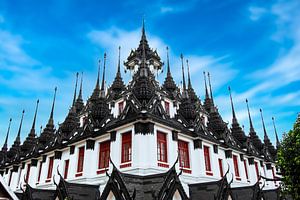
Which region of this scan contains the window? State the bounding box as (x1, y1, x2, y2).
(244, 160, 249, 180)
(165, 101, 170, 115)
(233, 155, 240, 180)
(218, 159, 223, 177)
(98, 141, 111, 170)
(64, 160, 69, 179)
(118, 101, 124, 115)
(77, 146, 85, 174)
(121, 131, 132, 164)
(37, 161, 43, 183)
(46, 156, 54, 182)
(204, 146, 212, 175)
(157, 131, 168, 163)
(254, 161, 259, 181)
(25, 164, 31, 183)
(178, 140, 190, 169)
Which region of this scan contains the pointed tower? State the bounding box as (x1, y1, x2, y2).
(21, 100, 39, 155)
(1, 118, 12, 152)
(228, 87, 247, 147)
(246, 99, 263, 153)
(72, 72, 79, 107)
(260, 109, 276, 158)
(39, 87, 57, 147)
(203, 72, 212, 113)
(162, 47, 177, 98)
(90, 62, 101, 102)
(186, 59, 198, 103)
(75, 73, 84, 113)
(272, 117, 281, 149)
(180, 54, 188, 99)
(110, 46, 125, 100)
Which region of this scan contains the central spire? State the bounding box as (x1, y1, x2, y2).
(180, 54, 187, 94)
(72, 72, 79, 107)
(100, 53, 106, 98)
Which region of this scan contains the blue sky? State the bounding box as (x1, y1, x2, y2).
(0, 0, 299, 147)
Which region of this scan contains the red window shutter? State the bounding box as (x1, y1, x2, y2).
(121, 132, 132, 163)
(204, 146, 211, 171)
(178, 140, 190, 168)
(37, 161, 43, 183)
(157, 131, 168, 162)
(164, 101, 170, 115)
(233, 155, 240, 178)
(244, 160, 249, 180)
(255, 161, 259, 181)
(77, 146, 85, 173)
(47, 156, 54, 179)
(64, 160, 69, 179)
(218, 159, 223, 177)
(25, 164, 31, 183)
(98, 141, 111, 169)
(118, 101, 124, 115)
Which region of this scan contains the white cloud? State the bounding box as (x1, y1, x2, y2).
(249, 6, 267, 21)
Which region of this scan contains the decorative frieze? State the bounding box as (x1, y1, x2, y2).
(86, 139, 95, 150)
(134, 122, 154, 135)
(54, 151, 62, 160)
(110, 131, 116, 142)
(193, 139, 202, 149)
(172, 130, 178, 141)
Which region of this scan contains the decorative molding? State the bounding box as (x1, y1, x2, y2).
(134, 122, 154, 135)
(172, 130, 178, 141)
(213, 145, 218, 154)
(13, 165, 19, 172)
(193, 139, 202, 149)
(21, 162, 25, 169)
(240, 154, 244, 161)
(248, 157, 254, 165)
(110, 131, 116, 142)
(225, 150, 232, 158)
(31, 159, 38, 167)
(86, 139, 95, 150)
(42, 155, 47, 163)
(70, 145, 75, 155)
(54, 151, 62, 160)
(266, 163, 272, 170)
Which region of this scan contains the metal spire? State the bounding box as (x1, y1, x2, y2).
(2, 118, 12, 152)
(272, 117, 280, 148)
(166, 46, 171, 75)
(16, 110, 25, 145)
(260, 109, 268, 139)
(228, 86, 237, 122)
(186, 59, 192, 89)
(29, 100, 39, 137)
(246, 99, 255, 132)
(180, 54, 186, 90)
(96, 60, 101, 89)
(48, 87, 57, 126)
(117, 46, 121, 75)
(101, 53, 106, 91)
(72, 72, 79, 106)
(77, 72, 83, 101)
(207, 72, 214, 105)
(203, 71, 209, 99)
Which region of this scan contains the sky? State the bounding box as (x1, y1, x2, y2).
(0, 0, 299, 147)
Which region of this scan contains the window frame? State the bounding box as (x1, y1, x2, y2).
(64, 159, 69, 179)
(244, 159, 249, 181)
(76, 146, 85, 176)
(254, 161, 259, 181)
(218, 158, 223, 177)
(178, 140, 191, 173)
(46, 156, 54, 182)
(233, 154, 241, 180)
(37, 161, 43, 184)
(157, 131, 168, 164)
(25, 163, 31, 183)
(98, 140, 111, 173)
(121, 131, 132, 168)
(204, 146, 213, 175)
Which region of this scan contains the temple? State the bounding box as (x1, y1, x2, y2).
(0, 22, 283, 200)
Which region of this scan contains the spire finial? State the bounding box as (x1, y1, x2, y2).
(180, 54, 186, 90)
(72, 72, 79, 106)
(2, 118, 12, 151)
(272, 117, 280, 148)
(117, 46, 121, 74)
(186, 59, 192, 89)
(142, 16, 146, 39)
(228, 86, 237, 121)
(96, 59, 101, 89)
(203, 71, 210, 99)
(30, 99, 39, 136)
(260, 109, 268, 138)
(49, 87, 57, 125)
(16, 110, 25, 144)
(101, 53, 106, 91)
(166, 46, 171, 75)
(246, 99, 254, 131)
(77, 72, 83, 101)
(207, 72, 214, 104)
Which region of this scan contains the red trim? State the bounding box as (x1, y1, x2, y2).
(218, 158, 223, 177)
(97, 169, 108, 174)
(164, 101, 170, 115)
(255, 161, 259, 181)
(45, 179, 51, 183)
(178, 140, 190, 169)
(75, 172, 83, 177)
(244, 159, 249, 180)
(37, 161, 43, 183)
(158, 163, 169, 168)
(25, 164, 31, 183)
(47, 156, 54, 179)
(98, 141, 110, 169)
(206, 171, 213, 176)
(204, 146, 211, 172)
(77, 146, 85, 173)
(180, 168, 192, 174)
(121, 131, 132, 163)
(120, 163, 131, 168)
(233, 155, 240, 178)
(236, 177, 241, 181)
(64, 159, 69, 179)
(157, 131, 168, 163)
